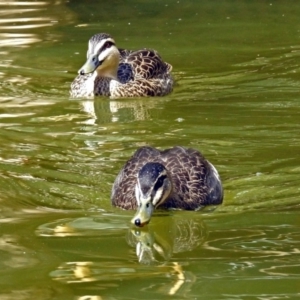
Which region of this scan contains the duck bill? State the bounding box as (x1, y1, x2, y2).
(78, 54, 100, 75)
(131, 200, 154, 227)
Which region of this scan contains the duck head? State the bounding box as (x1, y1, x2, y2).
(132, 162, 172, 227)
(78, 33, 119, 80)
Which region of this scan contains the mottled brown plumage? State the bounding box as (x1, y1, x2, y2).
(70, 33, 173, 98)
(111, 146, 223, 219)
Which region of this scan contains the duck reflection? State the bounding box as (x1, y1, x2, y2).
(80, 97, 164, 124)
(126, 215, 208, 264)
(45, 214, 206, 296)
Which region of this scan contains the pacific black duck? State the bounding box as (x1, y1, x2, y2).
(70, 33, 173, 98)
(111, 146, 223, 227)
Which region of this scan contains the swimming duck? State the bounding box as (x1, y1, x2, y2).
(70, 33, 173, 98)
(111, 146, 223, 227)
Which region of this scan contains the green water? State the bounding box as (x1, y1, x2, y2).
(0, 0, 299, 299)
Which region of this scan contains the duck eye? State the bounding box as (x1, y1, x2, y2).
(104, 41, 113, 49)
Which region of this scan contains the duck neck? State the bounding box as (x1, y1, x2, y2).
(96, 48, 120, 81)
(96, 65, 118, 81)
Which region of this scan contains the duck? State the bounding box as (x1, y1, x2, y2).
(111, 146, 223, 227)
(70, 33, 173, 98)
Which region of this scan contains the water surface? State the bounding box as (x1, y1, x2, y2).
(0, 0, 299, 299)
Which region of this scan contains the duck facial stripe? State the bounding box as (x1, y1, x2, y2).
(152, 186, 164, 207)
(94, 38, 116, 55)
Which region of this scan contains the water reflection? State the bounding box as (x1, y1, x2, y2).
(38, 213, 206, 296)
(50, 260, 194, 297)
(127, 217, 207, 264)
(0, 1, 54, 48)
(0, 234, 38, 269)
(0, 33, 40, 48)
(35, 210, 300, 298)
(0, 0, 76, 97)
(79, 97, 165, 124)
(37, 212, 208, 263)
